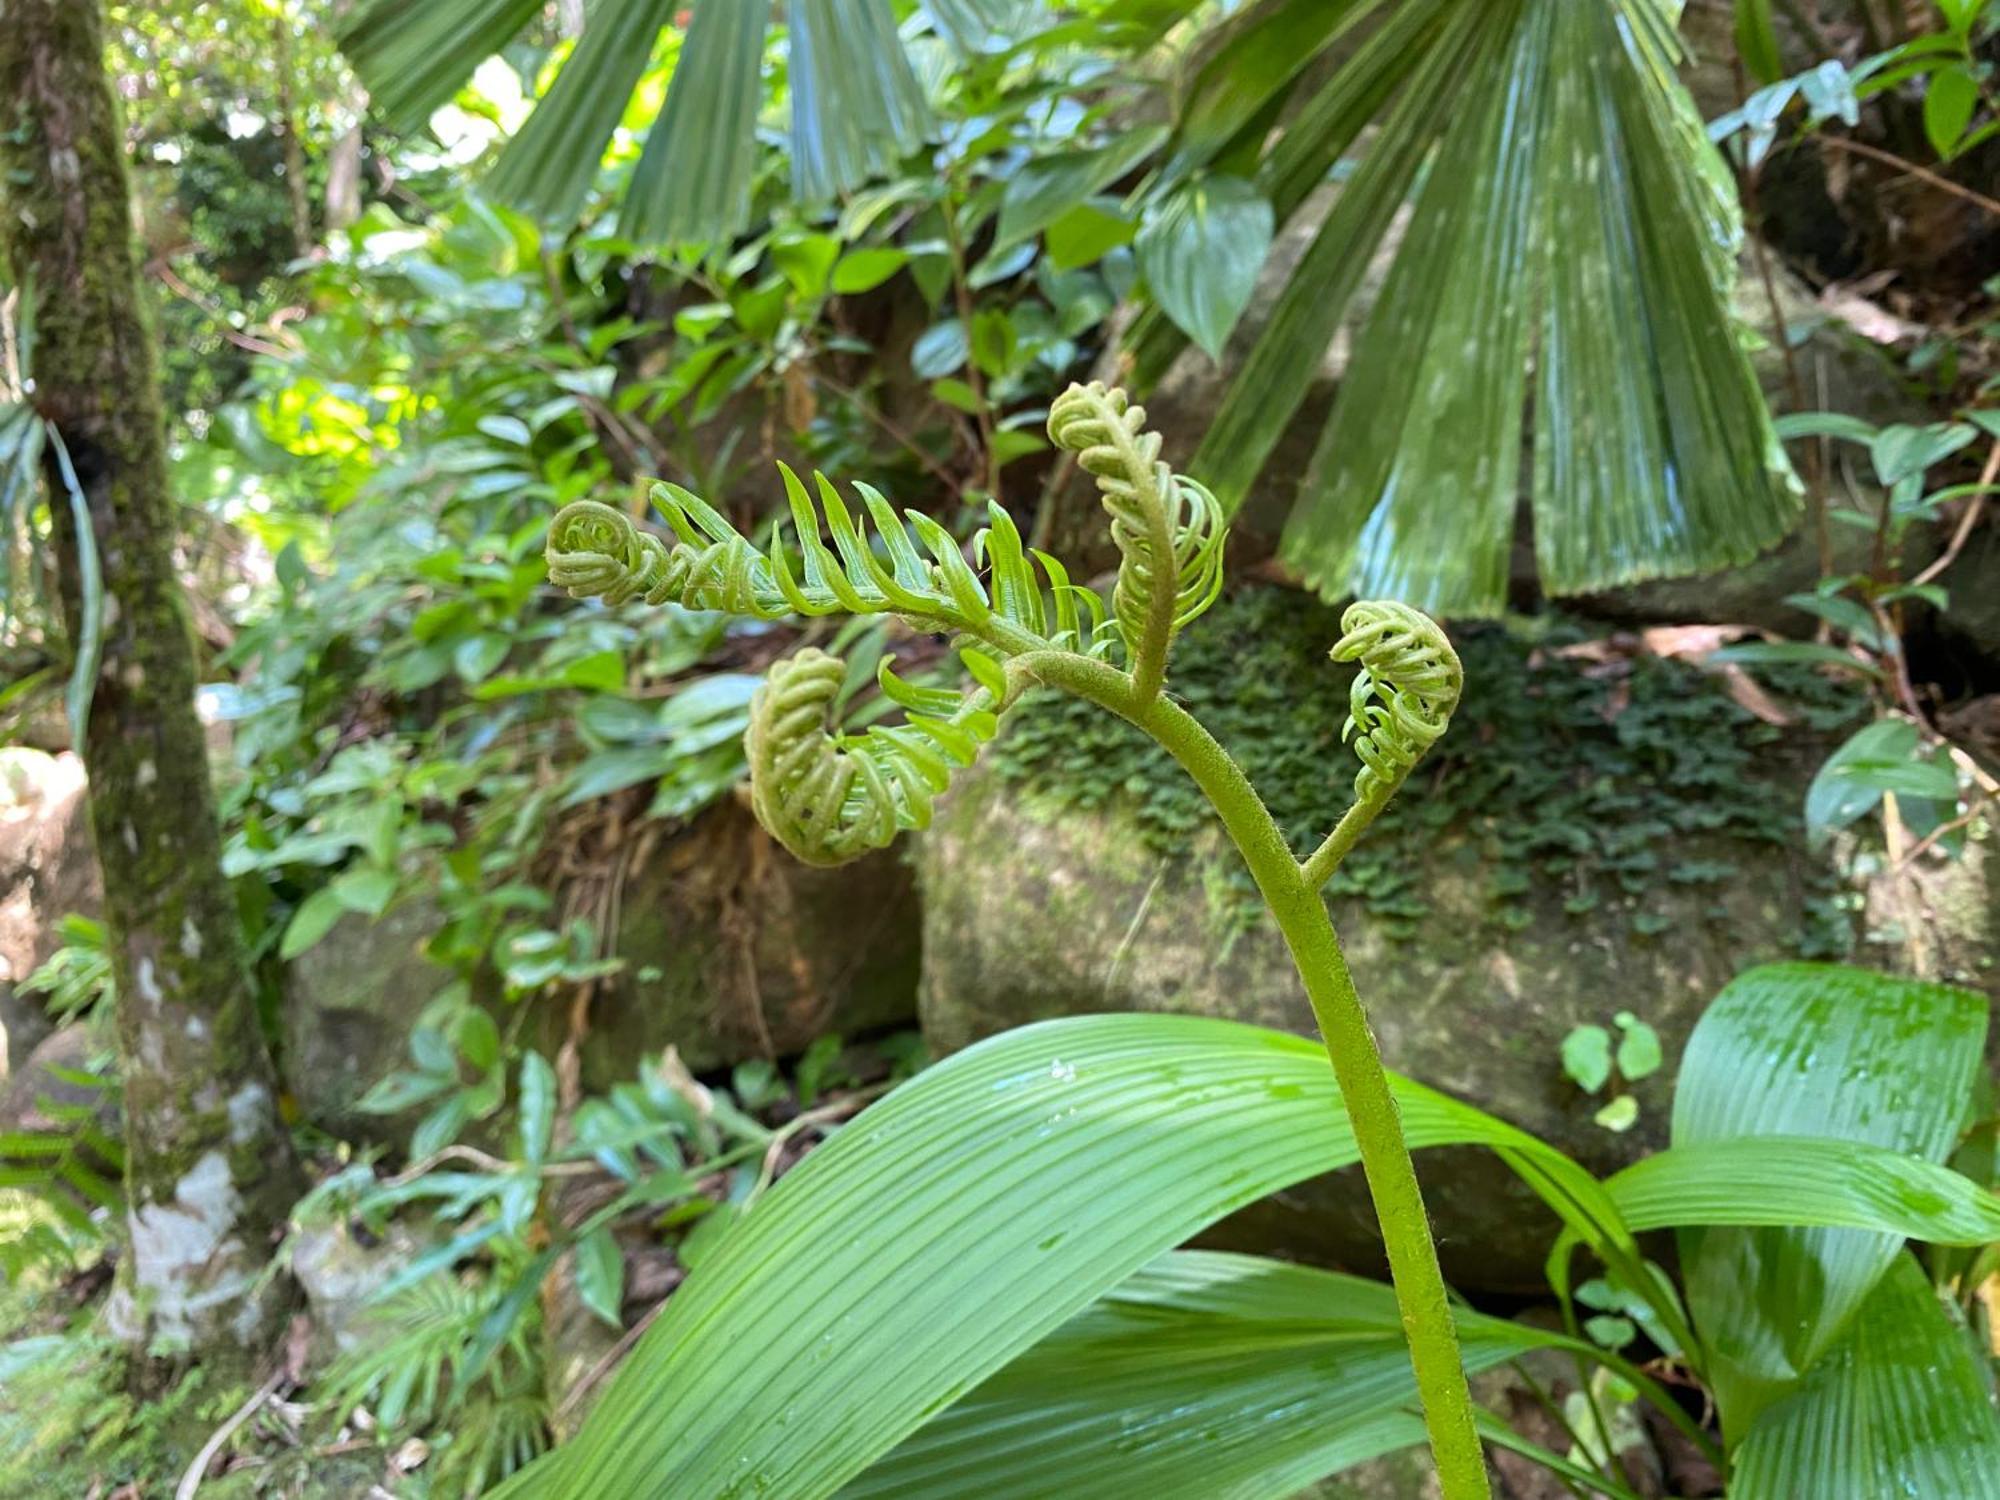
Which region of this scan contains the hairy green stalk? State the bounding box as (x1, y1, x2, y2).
(546, 382, 1488, 1497)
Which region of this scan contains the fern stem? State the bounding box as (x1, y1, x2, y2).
(1010, 650, 1492, 1500)
(1300, 790, 1385, 890)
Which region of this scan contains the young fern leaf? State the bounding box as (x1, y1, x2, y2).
(546, 468, 1109, 659)
(1047, 381, 1227, 698)
(1329, 600, 1463, 803)
(745, 646, 1004, 867)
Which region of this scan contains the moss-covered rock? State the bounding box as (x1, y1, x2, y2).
(916, 588, 1898, 1288)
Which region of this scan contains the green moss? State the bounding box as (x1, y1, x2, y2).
(988, 586, 1863, 944)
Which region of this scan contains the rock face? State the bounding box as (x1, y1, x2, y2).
(0, 749, 100, 1076)
(914, 587, 1989, 1289)
(282, 795, 920, 1141)
(284, 892, 453, 1142)
(569, 794, 919, 1092)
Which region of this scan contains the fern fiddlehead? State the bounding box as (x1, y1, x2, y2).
(1047, 381, 1226, 701)
(543, 393, 1488, 1499)
(744, 647, 1001, 867)
(1329, 599, 1463, 802)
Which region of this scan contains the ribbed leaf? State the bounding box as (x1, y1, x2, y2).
(625, 0, 773, 245)
(491, 1012, 1623, 1497)
(1283, 0, 1542, 610)
(1188, 2, 1466, 506)
(1730, 1254, 2000, 1500)
(1671, 963, 1989, 1441)
(1604, 1137, 2000, 1243)
(843, 1250, 1564, 1499)
(488, 0, 677, 230)
(336, 0, 544, 129)
(789, 0, 931, 205)
(1198, 0, 1798, 615)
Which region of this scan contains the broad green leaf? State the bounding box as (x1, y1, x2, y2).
(1219, 0, 1795, 614)
(845, 1250, 1562, 1499)
(1605, 1137, 2000, 1243)
(329, 865, 399, 918)
(1672, 963, 1989, 1441)
(1731, 1255, 2000, 1499)
(1868, 422, 1976, 487)
(1135, 176, 1273, 359)
(518, 1052, 557, 1166)
(788, 0, 932, 206)
(993, 127, 1168, 252)
(1816, 724, 1920, 852)
(1923, 65, 1979, 159)
(831, 247, 910, 294)
(1190, 2, 1450, 506)
(280, 886, 347, 961)
(1165, 0, 1382, 179)
(487, 0, 676, 229)
(490, 1012, 1622, 1498)
(1561, 1024, 1612, 1092)
(574, 1226, 626, 1329)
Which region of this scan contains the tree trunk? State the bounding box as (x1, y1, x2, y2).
(0, 0, 300, 1380)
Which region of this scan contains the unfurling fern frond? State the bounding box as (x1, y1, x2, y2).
(746, 646, 1004, 867)
(547, 468, 1109, 658)
(1047, 381, 1227, 689)
(1328, 600, 1462, 802)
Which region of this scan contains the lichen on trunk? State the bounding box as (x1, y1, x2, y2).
(0, 0, 300, 1381)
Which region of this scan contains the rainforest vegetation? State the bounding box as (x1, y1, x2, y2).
(2, 2, 2000, 1497)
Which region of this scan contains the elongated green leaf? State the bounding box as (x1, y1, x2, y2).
(1731, 1254, 2000, 1500)
(844, 1250, 1561, 1499)
(488, 0, 677, 229)
(1284, 0, 1542, 610)
(493, 1012, 1621, 1497)
(1166, 0, 1384, 179)
(625, 0, 773, 246)
(1672, 963, 1989, 1441)
(1207, 0, 1796, 615)
(1190, 2, 1470, 505)
(994, 128, 1169, 253)
(337, 0, 544, 129)
(1735, 0, 1783, 84)
(788, 0, 931, 205)
(1605, 1137, 2000, 1242)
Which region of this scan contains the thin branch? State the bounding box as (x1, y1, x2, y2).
(1910, 438, 2000, 587)
(175, 1368, 286, 1500)
(1819, 136, 2000, 220)
(811, 373, 960, 491)
(149, 262, 290, 358)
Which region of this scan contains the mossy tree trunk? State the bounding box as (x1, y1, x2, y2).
(0, 0, 299, 1379)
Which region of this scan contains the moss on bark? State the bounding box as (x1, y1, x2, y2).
(0, 0, 299, 1380)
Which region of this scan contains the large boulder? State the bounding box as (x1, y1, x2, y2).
(284, 892, 454, 1141)
(283, 795, 920, 1141)
(568, 793, 919, 1091)
(0, 749, 100, 1075)
(915, 586, 1991, 1289)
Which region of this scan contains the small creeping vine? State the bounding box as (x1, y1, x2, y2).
(546, 382, 1490, 1499)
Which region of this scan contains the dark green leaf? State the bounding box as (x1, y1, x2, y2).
(1135, 176, 1273, 359)
(574, 1226, 626, 1329)
(1734, 0, 1783, 84)
(625, 0, 774, 244)
(1672, 963, 1989, 1441)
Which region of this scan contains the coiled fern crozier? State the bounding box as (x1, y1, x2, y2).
(545, 381, 1489, 1499)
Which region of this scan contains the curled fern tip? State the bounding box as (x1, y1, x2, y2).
(1329, 600, 1461, 802)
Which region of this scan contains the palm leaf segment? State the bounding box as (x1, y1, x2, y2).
(336, 0, 932, 242)
(1168, 0, 1800, 615)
